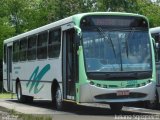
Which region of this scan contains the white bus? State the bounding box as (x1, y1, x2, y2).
(150, 27, 160, 108)
(3, 12, 156, 112)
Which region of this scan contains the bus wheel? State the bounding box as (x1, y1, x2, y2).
(55, 87, 63, 110)
(110, 103, 123, 113)
(16, 82, 26, 103)
(145, 91, 159, 109)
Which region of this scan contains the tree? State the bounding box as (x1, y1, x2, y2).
(1, 0, 160, 61)
(0, 19, 15, 59)
(5, 0, 29, 34)
(40, 0, 96, 21)
(0, 1, 15, 59)
(96, 0, 160, 27)
(135, 0, 160, 27)
(97, 0, 138, 12)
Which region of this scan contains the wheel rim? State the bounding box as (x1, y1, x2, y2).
(55, 88, 62, 108)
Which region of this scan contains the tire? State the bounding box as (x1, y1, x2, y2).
(110, 103, 123, 114)
(52, 86, 64, 110)
(55, 87, 64, 110)
(16, 82, 33, 103)
(16, 82, 25, 102)
(145, 91, 159, 109)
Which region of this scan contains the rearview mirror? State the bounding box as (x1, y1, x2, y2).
(74, 26, 82, 38)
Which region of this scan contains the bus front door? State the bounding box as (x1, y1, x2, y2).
(6, 46, 13, 92)
(62, 28, 77, 101)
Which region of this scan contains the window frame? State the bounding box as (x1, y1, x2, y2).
(13, 40, 20, 62)
(19, 38, 28, 61)
(48, 28, 61, 58)
(27, 35, 37, 61)
(37, 31, 48, 59)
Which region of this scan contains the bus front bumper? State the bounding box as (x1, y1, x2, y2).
(79, 82, 156, 103)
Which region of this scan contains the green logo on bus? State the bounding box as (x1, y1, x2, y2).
(26, 64, 51, 94)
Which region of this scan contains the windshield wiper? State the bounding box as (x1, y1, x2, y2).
(125, 35, 129, 58)
(125, 28, 135, 57)
(96, 27, 117, 59)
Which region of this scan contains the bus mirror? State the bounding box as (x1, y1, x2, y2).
(74, 26, 82, 38)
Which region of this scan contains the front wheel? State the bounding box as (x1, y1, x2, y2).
(110, 103, 123, 113)
(145, 91, 159, 109)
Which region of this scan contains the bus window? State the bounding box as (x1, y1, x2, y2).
(19, 38, 27, 61)
(37, 32, 48, 59)
(151, 33, 160, 61)
(48, 29, 61, 58)
(27, 35, 37, 60)
(13, 41, 19, 62)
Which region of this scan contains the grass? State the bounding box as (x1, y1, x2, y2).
(0, 96, 53, 120)
(0, 81, 52, 120)
(9, 109, 52, 120)
(18, 114, 52, 120)
(0, 107, 52, 120)
(0, 92, 16, 99)
(0, 81, 15, 99)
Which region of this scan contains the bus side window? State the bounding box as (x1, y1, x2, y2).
(13, 41, 19, 62)
(19, 38, 27, 61)
(37, 31, 48, 59)
(153, 33, 160, 62)
(157, 40, 160, 62)
(48, 29, 61, 58)
(27, 35, 37, 60)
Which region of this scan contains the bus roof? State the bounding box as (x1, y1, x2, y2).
(4, 12, 147, 44)
(150, 27, 160, 34)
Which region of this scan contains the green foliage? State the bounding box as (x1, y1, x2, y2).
(0, 18, 15, 59)
(135, 0, 160, 27)
(97, 0, 138, 12)
(18, 114, 52, 120)
(0, 0, 160, 60)
(0, 93, 15, 99)
(8, 109, 52, 120)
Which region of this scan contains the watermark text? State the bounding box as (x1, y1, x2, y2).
(115, 115, 160, 120)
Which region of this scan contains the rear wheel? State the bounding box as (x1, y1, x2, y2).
(16, 82, 33, 103)
(16, 82, 25, 102)
(110, 103, 123, 113)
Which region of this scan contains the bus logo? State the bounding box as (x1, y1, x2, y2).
(26, 64, 51, 94)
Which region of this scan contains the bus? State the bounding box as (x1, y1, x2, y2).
(150, 27, 160, 108)
(3, 12, 156, 112)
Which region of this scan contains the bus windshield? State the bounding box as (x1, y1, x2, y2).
(82, 28, 152, 73)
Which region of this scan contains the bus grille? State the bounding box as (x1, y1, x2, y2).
(94, 92, 147, 99)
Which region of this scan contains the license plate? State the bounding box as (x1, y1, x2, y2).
(116, 90, 130, 96)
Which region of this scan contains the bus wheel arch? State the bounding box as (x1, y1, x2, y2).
(51, 79, 63, 110)
(15, 78, 33, 103)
